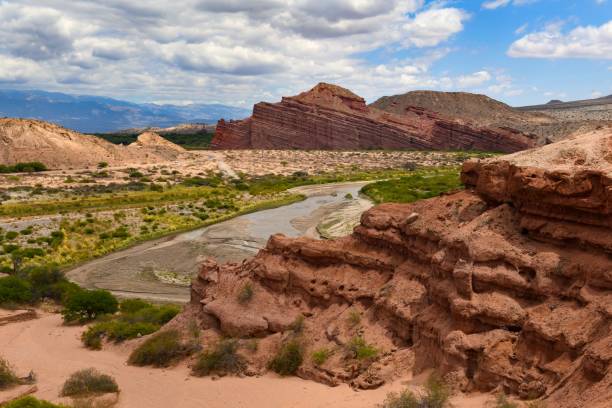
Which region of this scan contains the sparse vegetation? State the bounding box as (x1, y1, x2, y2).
(60, 368, 119, 397)
(128, 330, 195, 367)
(361, 167, 462, 204)
(311, 348, 332, 366)
(191, 339, 246, 377)
(494, 394, 519, 408)
(2, 396, 67, 408)
(268, 339, 303, 376)
(347, 336, 378, 360)
(347, 309, 361, 327)
(382, 373, 450, 408)
(237, 282, 254, 304)
(0, 162, 47, 174)
(0, 356, 19, 390)
(81, 300, 179, 349)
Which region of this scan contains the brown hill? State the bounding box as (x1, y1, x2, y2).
(211, 83, 535, 153)
(372, 90, 612, 144)
(0, 118, 189, 169)
(129, 131, 186, 160)
(174, 128, 611, 407)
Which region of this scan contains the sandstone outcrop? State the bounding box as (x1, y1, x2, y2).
(211, 83, 535, 153)
(0, 118, 191, 169)
(183, 128, 611, 407)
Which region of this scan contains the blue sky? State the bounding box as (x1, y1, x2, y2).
(0, 0, 610, 107)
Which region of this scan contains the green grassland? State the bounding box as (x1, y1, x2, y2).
(360, 167, 462, 204)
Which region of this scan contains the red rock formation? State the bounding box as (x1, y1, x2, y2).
(181, 128, 611, 406)
(211, 83, 536, 153)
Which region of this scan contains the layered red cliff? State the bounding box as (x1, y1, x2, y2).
(211, 83, 536, 153)
(182, 128, 611, 407)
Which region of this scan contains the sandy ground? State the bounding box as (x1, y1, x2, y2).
(0, 313, 494, 408)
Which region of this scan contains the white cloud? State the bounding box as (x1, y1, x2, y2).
(515, 23, 528, 35)
(456, 71, 492, 88)
(508, 20, 612, 59)
(403, 8, 469, 47)
(0, 0, 470, 105)
(482, 0, 537, 9)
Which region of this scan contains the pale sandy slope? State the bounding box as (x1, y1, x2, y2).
(0, 313, 494, 407)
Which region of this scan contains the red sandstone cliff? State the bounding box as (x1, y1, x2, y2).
(179, 128, 611, 407)
(211, 83, 536, 153)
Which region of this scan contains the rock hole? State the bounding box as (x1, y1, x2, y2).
(519, 267, 536, 282)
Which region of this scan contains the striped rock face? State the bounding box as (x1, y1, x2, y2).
(211, 83, 536, 152)
(177, 128, 611, 407)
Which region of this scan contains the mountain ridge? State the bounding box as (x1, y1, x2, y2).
(0, 89, 250, 133)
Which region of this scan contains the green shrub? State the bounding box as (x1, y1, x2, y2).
(81, 302, 179, 349)
(0, 356, 19, 390)
(382, 373, 450, 408)
(119, 298, 150, 314)
(347, 336, 378, 360)
(128, 330, 193, 367)
(0, 276, 32, 304)
(347, 309, 361, 327)
(237, 282, 253, 304)
(60, 368, 119, 397)
(311, 348, 332, 366)
(268, 339, 303, 376)
(62, 289, 118, 323)
(2, 396, 66, 408)
(495, 394, 519, 408)
(5, 231, 18, 240)
(191, 339, 246, 377)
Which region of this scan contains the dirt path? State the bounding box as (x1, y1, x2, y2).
(0, 313, 493, 408)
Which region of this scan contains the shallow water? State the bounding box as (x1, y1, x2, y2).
(66, 181, 373, 302)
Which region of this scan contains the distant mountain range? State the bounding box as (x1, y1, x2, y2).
(0, 89, 251, 133)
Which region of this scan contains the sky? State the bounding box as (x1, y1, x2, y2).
(0, 0, 610, 107)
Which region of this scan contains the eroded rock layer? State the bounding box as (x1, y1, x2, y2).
(186, 129, 611, 407)
(211, 83, 535, 153)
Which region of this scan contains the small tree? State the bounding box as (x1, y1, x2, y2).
(62, 289, 118, 323)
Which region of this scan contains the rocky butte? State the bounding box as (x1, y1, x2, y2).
(211, 83, 536, 153)
(178, 127, 611, 407)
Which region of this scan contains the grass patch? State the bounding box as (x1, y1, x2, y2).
(60, 368, 119, 397)
(360, 167, 462, 204)
(2, 396, 67, 408)
(347, 336, 378, 360)
(128, 330, 195, 367)
(382, 373, 450, 408)
(0, 356, 19, 390)
(311, 348, 332, 366)
(82, 300, 180, 349)
(236, 282, 254, 304)
(191, 339, 246, 377)
(268, 339, 303, 376)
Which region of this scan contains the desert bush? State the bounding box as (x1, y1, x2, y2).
(191, 339, 246, 377)
(347, 336, 378, 360)
(0, 276, 32, 304)
(347, 309, 361, 327)
(62, 289, 118, 323)
(311, 348, 332, 366)
(119, 298, 152, 314)
(0, 356, 19, 390)
(81, 301, 179, 349)
(268, 339, 303, 376)
(495, 394, 519, 408)
(128, 330, 194, 367)
(2, 396, 66, 408)
(382, 373, 450, 408)
(237, 282, 254, 304)
(60, 368, 119, 397)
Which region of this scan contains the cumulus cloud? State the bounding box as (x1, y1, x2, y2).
(482, 0, 537, 9)
(456, 71, 492, 88)
(0, 0, 472, 105)
(508, 21, 612, 59)
(403, 8, 469, 47)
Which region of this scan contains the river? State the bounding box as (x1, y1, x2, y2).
(66, 181, 374, 302)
